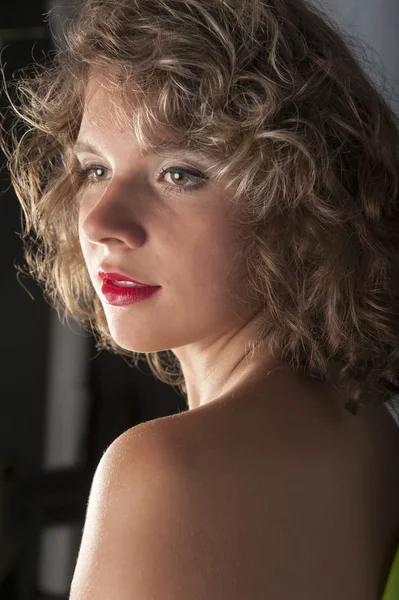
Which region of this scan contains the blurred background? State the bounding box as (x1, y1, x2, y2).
(0, 0, 398, 598)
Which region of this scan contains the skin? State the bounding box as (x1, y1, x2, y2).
(72, 71, 399, 598)
(76, 72, 283, 411)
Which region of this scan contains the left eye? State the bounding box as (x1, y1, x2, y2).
(158, 166, 208, 194)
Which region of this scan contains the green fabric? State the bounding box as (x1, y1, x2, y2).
(382, 544, 399, 600)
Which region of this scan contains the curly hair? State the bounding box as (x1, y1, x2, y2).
(1, 0, 399, 416)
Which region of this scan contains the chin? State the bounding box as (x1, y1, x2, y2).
(107, 326, 171, 354)
(110, 333, 163, 354)
(103, 309, 190, 354)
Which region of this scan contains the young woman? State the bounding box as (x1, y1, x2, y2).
(2, 0, 399, 597)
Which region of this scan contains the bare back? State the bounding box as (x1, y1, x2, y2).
(160, 369, 399, 599)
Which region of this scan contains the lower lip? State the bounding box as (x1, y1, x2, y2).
(101, 281, 162, 306)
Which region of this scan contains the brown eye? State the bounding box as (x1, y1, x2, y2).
(158, 166, 208, 195)
(76, 164, 110, 185)
(165, 170, 190, 185)
(92, 167, 106, 179)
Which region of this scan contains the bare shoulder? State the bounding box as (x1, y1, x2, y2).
(70, 418, 194, 599)
(95, 393, 376, 598)
(71, 380, 399, 599)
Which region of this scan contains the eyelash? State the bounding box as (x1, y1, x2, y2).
(75, 164, 209, 195)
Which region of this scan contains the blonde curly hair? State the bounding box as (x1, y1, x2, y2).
(1, 0, 399, 415)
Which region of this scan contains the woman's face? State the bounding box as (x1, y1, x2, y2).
(76, 74, 259, 354)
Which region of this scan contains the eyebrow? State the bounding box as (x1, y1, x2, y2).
(73, 141, 104, 155)
(72, 140, 212, 164)
(73, 140, 159, 156)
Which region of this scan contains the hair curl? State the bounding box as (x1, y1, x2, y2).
(1, 0, 399, 416)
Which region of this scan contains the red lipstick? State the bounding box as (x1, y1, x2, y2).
(98, 270, 155, 285)
(98, 270, 161, 306)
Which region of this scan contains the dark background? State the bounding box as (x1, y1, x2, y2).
(0, 0, 398, 598)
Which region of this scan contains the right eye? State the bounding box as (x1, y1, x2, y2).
(76, 164, 111, 186)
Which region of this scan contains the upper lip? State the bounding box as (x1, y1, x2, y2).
(98, 269, 160, 286)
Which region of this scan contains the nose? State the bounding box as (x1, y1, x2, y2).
(79, 178, 147, 248)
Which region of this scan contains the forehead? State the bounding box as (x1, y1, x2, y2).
(80, 73, 166, 135)
(77, 72, 215, 165)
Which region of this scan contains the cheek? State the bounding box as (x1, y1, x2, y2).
(78, 196, 89, 228)
(78, 217, 90, 262)
(77, 187, 95, 226)
(186, 233, 245, 296)
(78, 196, 91, 243)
